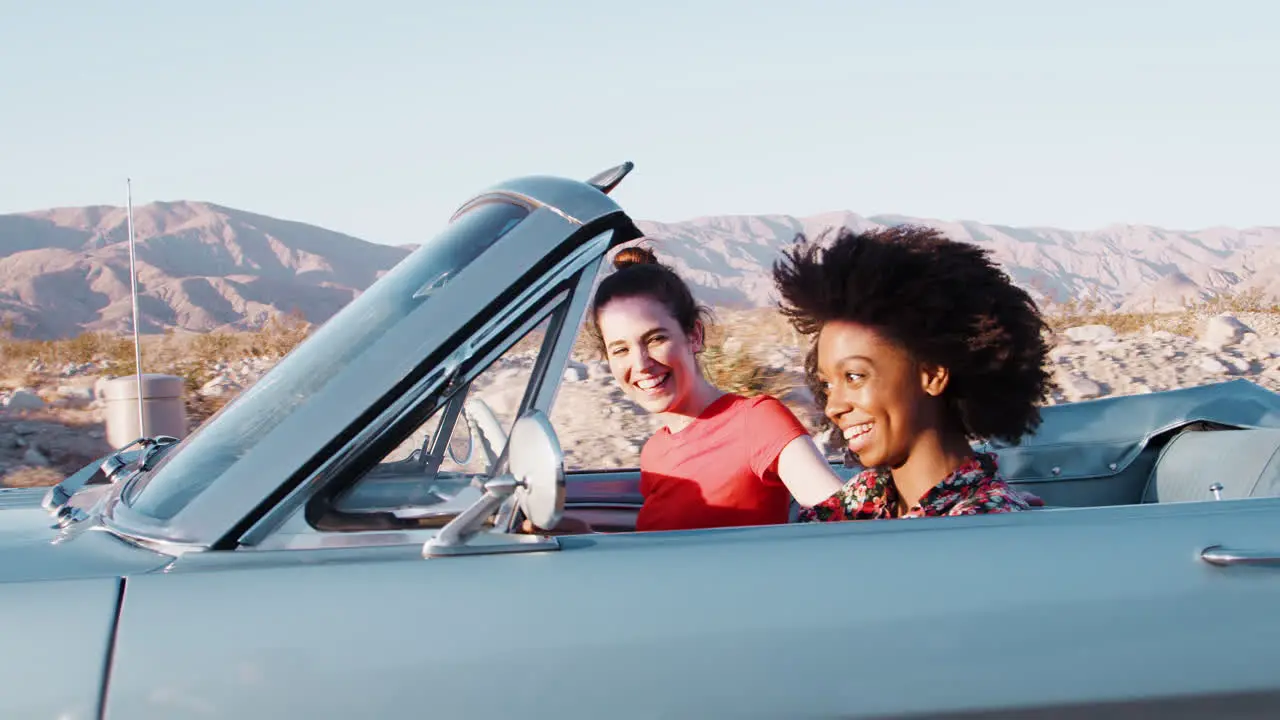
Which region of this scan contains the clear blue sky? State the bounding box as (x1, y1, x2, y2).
(2, 0, 1276, 245)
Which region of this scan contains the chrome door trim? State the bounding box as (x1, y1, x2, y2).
(564, 502, 642, 511)
(1201, 545, 1280, 567)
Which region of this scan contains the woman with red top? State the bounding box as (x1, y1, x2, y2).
(771, 224, 1054, 520)
(581, 245, 847, 532)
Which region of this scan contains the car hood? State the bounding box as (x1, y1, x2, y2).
(0, 488, 173, 584)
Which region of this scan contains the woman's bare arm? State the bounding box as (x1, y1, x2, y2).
(775, 435, 847, 507)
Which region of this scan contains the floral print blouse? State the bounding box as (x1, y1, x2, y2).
(798, 452, 1032, 522)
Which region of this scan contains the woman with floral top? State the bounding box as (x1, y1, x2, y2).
(771, 224, 1055, 520)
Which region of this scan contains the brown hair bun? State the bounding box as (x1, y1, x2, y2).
(589, 239, 711, 359)
(612, 245, 660, 270)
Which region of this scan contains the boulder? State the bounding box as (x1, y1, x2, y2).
(22, 445, 49, 467)
(1198, 356, 1231, 374)
(53, 385, 95, 407)
(562, 362, 587, 383)
(199, 374, 242, 397)
(1061, 373, 1104, 401)
(586, 361, 612, 381)
(1063, 325, 1118, 343)
(3, 389, 45, 411)
(1220, 355, 1252, 374)
(1199, 314, 1251, 352)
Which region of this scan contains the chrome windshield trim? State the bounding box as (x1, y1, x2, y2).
(106, 210, 574, 547)
(100, 522, 204, 558)
(234, 229, 615, 549)
(236, 290, 570, 547)
(99, 173, 637, 552)
(451, 191, 582, 227)
(99, 483, 203, 558)
(469, 229, 612, 353)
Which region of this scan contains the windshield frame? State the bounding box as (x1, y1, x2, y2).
(98, 175, 640, 552)
(120, 198, 534, 514)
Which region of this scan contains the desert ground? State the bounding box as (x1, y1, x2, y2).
(3, 302, 1280, 486)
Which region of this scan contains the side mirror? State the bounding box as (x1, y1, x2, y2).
(423, 409, 564, 557)
(508, 409, 565, 532)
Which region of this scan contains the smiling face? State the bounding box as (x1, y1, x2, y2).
(816, 320, 953, 469)
(596, 294, 705, 416)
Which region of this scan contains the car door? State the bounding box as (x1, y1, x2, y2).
(103, 495, 1280, 719)
(0, 577, 123, 720)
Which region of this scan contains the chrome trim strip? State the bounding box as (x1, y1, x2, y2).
(451, 190, 582, 226)
(424, 532, 560, 558)
(97, 517, 204, 557)
(466, 228, 611, 354)
(527, 246, 604, 415)
(1201, 545, 1280, 567)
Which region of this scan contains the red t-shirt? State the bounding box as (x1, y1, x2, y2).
(635, 393, 809, 532)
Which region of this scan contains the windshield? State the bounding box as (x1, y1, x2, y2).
(122, 199, 531, 521)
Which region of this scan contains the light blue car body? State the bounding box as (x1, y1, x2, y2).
(3, 164, 1280, 719)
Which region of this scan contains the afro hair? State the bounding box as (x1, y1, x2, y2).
(772, 225, 1055, 444)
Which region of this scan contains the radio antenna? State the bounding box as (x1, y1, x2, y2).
(125, 178, 145, 436)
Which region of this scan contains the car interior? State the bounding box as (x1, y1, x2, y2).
(308, 284, 1280, 539)
(556, 423, 1280, 534)
(316, 380, 1280, 537)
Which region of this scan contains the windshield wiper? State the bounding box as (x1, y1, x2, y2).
(43, 435, 181, 515)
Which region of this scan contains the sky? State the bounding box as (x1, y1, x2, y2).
(1, 0, 1277, 246)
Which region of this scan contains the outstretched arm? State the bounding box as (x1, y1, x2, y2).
(774, 435, 847, 507)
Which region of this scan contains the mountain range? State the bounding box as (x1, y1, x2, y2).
(0, 202, 407, 338)
(638, 212, 1280, 312)
(1, 200, 1277, 339)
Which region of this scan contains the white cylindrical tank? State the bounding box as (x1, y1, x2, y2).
(102, 374, 188, 449)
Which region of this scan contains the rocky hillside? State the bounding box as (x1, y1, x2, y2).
(5, 309, 1279, 484)
(2, 200, 1278, 339)
(635, 213, 1280, 310)
(0, 202, 411, 338)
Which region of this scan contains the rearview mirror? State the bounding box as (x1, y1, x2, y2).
(445, 412, 474, 465)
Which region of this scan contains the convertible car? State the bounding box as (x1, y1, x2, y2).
(3, 163, 1280, 719)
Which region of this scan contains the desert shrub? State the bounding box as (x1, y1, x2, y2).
(1045, 307, 1158, 335)
(190, 331, 238, 364)
(168, 359, 216, 394)
(1041, 286, 1280, 339)
(1164, 313, 1200, 338)
(2, 466, 64, 488)
(244, 309, 312, 358)
(102, 335, 137, 367)
(60, 332, 103, 365)
(1200, 286, 1280, 315)
(698, 325, 792, 398)
(184, 391, 233, 426)
(570, 330, 597, 363)
(0, 321, 50, 373)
